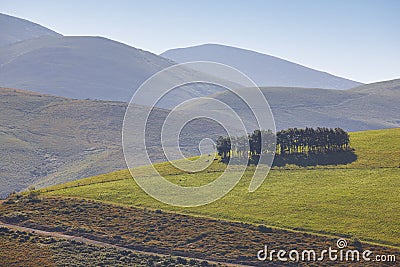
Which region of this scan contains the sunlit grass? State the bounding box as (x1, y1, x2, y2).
(43, 128, 400, 246)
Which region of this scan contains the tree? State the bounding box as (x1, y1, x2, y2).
(216, 127, 352, 166)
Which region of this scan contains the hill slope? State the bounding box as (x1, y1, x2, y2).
(43, 128, 400, 246)
(0, 88, 228, 197)
(161, 44, 362, 89)
(349, 77, 400, 96)
(1, 78, 399, 196)
(0, 88, 127, 198)
(2, 77, 398, 196)
(0, 36, 233, 107)
(179, 79, 400, 131)
(0, 13, 61, 47)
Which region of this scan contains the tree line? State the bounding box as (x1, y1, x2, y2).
(216, 127, 354, 166)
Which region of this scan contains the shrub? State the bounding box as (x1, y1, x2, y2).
(189, 259, 197, 265)
(3, 198, 15, 205)
(27, 186, 41, 202)
(3, 211, 29, 223)
(352, 237, 363, 249)
(257, 224, 273, 233)
(176, 257, 187, 264)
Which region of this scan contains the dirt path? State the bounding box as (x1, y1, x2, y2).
(0, 221, 253, 267)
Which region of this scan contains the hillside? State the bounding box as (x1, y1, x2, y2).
(179, 79, 400, 131)
(0, 14, 254, 108)
(43, 128, 400, 246)
(0, 37, 231, 108)
(1, 79, 399, 197)
(0, 88, 127, 198)
(0, 13, 61, 47)
(161, 44, 362, 89)
(350, 77, 400, 96)
(0, 88, 228, 198)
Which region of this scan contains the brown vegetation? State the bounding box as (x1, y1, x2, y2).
(1, 195, 398, 266)
(0, 226, 215, 267)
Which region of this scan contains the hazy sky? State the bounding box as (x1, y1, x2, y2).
(1, 0, 399, 83)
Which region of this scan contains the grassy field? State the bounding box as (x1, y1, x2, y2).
(43, 128, 400, 247)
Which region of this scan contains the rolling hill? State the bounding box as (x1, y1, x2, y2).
(160, 43, 362, 89)
(350, 77, 400, 96)
(0, 88, 228, 197)
(0, 87, 127, 198)
(0, 13, 61, 47)
(1, 77, 398, 197)
(179, 79, 400, 131)
(0, 35, 234, 108)
(42, 128, 400, 247)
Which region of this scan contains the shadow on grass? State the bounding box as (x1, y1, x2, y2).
(272, 150, 358, 167)
(222, 150, 358, 167)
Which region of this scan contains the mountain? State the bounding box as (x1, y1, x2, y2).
(0, 35, 169, 101)
(160, 44, 362, 90)
(0, 14, 236, 107)
(0, 36, 237, 107)
(0, 14, 362, 107)
(0, 13, 61, 47)
(178, 79, 400, 131)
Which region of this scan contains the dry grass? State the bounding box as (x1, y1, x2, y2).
(1, 195, 399, 266)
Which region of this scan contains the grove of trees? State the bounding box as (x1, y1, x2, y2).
(216, 127, 355, 166)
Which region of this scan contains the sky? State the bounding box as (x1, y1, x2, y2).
(1, 0, 399, 83)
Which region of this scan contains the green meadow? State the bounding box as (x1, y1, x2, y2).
(43, 128, 400, 247)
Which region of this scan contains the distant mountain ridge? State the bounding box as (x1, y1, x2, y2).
(0, 13, 61, 47)
(0, 13, 364, 107)
(350, 78, 400, 96)
(161, 44, 363, 90)
(0, 35, 171, 101)
(0, 14, 232, 107)
(178, 79, 400, 131)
